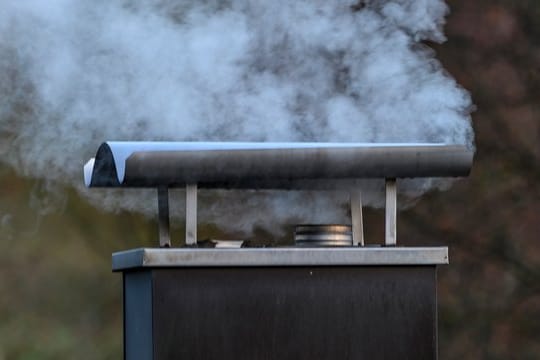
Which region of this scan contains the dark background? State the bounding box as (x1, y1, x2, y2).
(0, 1, 539, 358)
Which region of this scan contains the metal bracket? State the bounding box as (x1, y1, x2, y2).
(385, 178, 397, 246)
(185, 183, 198, 246)
(158, 187, 171, 248)
(350, 191, 364, 246)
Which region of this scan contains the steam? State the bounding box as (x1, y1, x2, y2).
(0, 0, 474, 234)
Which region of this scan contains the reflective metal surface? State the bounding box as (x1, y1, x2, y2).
(294, 224, 353, 247)
(112, 247, 449, 271)
(85, 142, 473, 189)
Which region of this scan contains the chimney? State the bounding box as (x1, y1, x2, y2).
(85, 141, 471, 360)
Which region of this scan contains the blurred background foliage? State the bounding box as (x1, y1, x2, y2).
(0, 0, 539, 359)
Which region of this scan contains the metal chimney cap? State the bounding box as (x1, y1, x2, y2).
(84, 141, 473, 189)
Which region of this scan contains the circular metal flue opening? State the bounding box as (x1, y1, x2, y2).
(294, 224, 353, 247)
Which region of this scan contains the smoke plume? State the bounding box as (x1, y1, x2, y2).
(0, 0, 474, 234)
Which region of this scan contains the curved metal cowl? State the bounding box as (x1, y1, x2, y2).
(83, 142, 473, 189)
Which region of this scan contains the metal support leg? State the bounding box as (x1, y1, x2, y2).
(385, 178, 397, 246)
(350, 191, 364, 246)
(158, 187, 171, 248)
(185, 184, 198, 246)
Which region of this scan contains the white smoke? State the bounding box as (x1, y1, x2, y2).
(0, 0, 474, 234)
